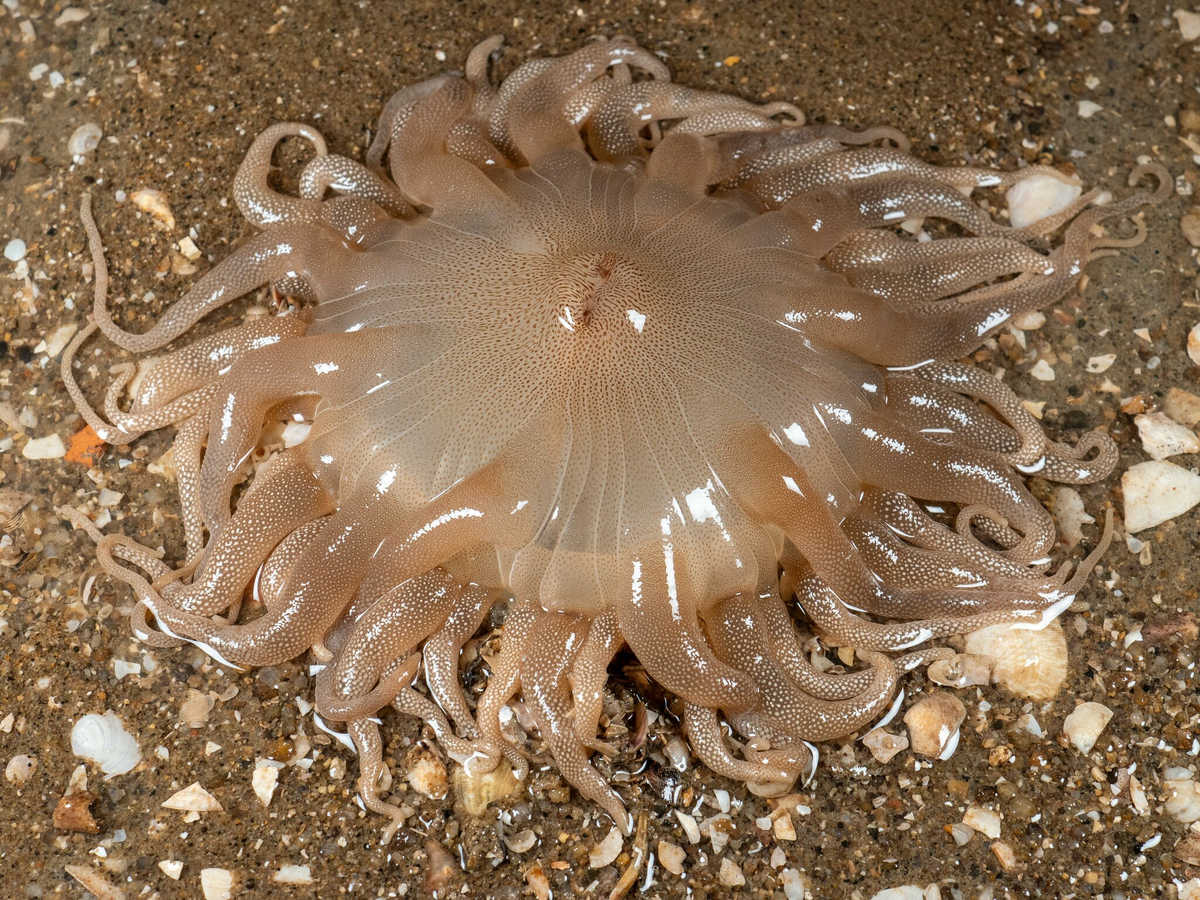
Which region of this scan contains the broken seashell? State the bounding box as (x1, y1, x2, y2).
(962, 805, 1002, 839)
(964, 620, 1068, 701)
(252, 760, 281, 807)
(1006, 174, 1082, 228)
(405, 746, 448, 799)
(903, 692, 965, 759)
(453, 757, 518, 817)
(179, 688, 216, 727)
(658, 840, 686, 875)
(5, 754, 37, 785)
(53, 789, 100, 833)
(1135, 412, 1200, 460)
(131, 188, 176, 230)
(0, 489, 32, 533)
(927, 653, 992, 690)
(71, 711, 141, 777)
(162, 781, 222, 812)
(590, 825, 623, 868)
(65, 864, 125, 900)
(1052, 486, 1095, 551)
(862, 728, 909, 764)
(504, 828, 537, 854)
(1122, 460, 1200, 532)
(200, 867, 235, 900)
(1062, 701, 1113, 754)
(1164, 775, 1200, 823)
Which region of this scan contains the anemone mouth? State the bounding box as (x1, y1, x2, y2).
(60, 34, 1168, 840)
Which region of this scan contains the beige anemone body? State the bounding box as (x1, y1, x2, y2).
(62, 35, 1167, 838)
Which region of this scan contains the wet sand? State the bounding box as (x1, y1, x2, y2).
(1, 1, 1198, 897)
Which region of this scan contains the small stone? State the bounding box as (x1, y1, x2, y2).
(1077, 100, 1102, 118)
(772, 810, 797, 841)
(273, 865, 313, 885)
(1135, 412, 1200, 460)
(1190, 322, 1200, 365)
(1053, 487, 1095, 551)
(1176, 9, 1200, 41)
(658, 840, 686, 876)
(991, 840, 1018, 871)
(1177, 835, 1200, 867)
(1029, 359, 1055, 381)
(780, 868, 806, 900)
(1011, 310, 1045, 330)
(158, 860, 183, 881)
(589, 826, 623, 868)
(947, 822, 974, 846)
(904, 692, 965, 759)
(863, 728, 909, 764)
(1062, 701, 1113, 754)
(1187, 214, 1200, 249)
(3, 238, 26, 262)
(55, 7, 91, 25)
(1122, 460, 1200, 532)
(53, 790, 99, 833)
(22, 433, 66, 459)
(1165, 388, 1200, 429)
(200, 867, 234, 900)
(252, 760, 280, 807)
(1085, 353, 1116, 373)
(64, 865, 125, 900)
(204, 741, 222, 756)
(1164, 776, 1200, 823)
(1130, 773, 1149, 814)
(162, 781, 222, 812)
(131, 188, 176, 230)
(525, 862, 551, 900)
(718, 858, 746, 887)
(178, 236, 202, 260)
(963, 805, 1002, 839)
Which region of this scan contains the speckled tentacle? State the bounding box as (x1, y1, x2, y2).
(172, 411, 213, 562)
(1042, 431, 1119, 484)
(587, 82, 802, 160)
(257, 518, 328, 611)
(523, 612, 631, 836)
(348, 717, 406, 844)
(706, 594, 902, 740)
(474, 600, 539, 777)
(390, 683, 485, 764)
(297, 154, 413, 218)
(314, 568, 459, 720)
(422, 583, 495, 739)
(233, 122, 328, 227)
(569, 612, 620, 748)
(682, 703, 808, 785)
(613, 548, 759, 714)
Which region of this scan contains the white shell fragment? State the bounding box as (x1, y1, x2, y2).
(1053, 486, 1095, 550)
(1122, 460, 1200, 532)
(1062, 701, 1113, 754)
(964, 620, 1068, 701)
(1189, 323, 1200, 366)
(252, 759, 281, 807)
(71, 711, 141, 777)
(589, 825, 623, 868)
(65, 865, 125, 900)
(1086, 353, 1116, 373)
(962, 805, 1002, 839)
(55, 7, 91, 25)
(273, 865, 313, 885)
(718, 858, 746, 887)
(22, 433, 66, 460)
(68, 122, 103, 156)
(405, 748, 448, 799)
(1029, 359, 1055, 381)
(5, 754, 37, 785)
(162, 781, 223, 812)
(1165, 388, 1200, 429)
(1077, 100, 1103, 118)
(927, 653, 992, 690)
(1006, 175, 1083, 228)
(4, 238, 26, 262)
(1135, 412, 1200, 460)
(903, 692, 965, 759)
(131, 188, 176, 230)
(158, 860, 184, 881)
(1176, 9, 1200, 41)
(1165, 774, 1200, 823)
(658, 840, 686, 876)
(781, 868, 806, 900)
(200, 868, 234, 900)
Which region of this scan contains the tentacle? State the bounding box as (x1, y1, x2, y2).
(233, 122, 328, 227)
(682, 703, 808, 785)
(422, 584, 495, 739)
(348, 717, 406, 844)
(522, 612, 631, 835)
(297, 153, 413, 218)
(568, 612, 621, 750)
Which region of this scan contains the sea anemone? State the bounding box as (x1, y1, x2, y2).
(61, 35, 1167, 839)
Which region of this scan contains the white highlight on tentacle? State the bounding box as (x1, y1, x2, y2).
(1015, 456, 1047, 474)
(869, 687, 906, 732)
(892, 627, 934, 651)
(142, 598, 246, 672)
(1011, 594, 1073, 630)
(802, 741, 819, 786)
(313, 713, 358, 753)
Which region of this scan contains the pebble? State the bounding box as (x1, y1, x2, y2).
(589, 826, 623, 868)
(1086, 353, 1116, 373)
(65, 865, 124, 900)
(130, 188, 176, 230)
(55, 7, 90, 25)
(772, 810, 797, 841)
(863, 728, 910, 764)
(1011, 310, 1045, 330)
(1122, 460, 1200, 532)
(718, 858, 746, 887)
(3, 238, 26, 262)
(525, 862, 550, 900)
(657, 840, 685, 875)
(1077, 100, 1103, 118)
(1029, 359, 1055, 381)
(1135, 412, 1200, 459)
(1165, 388, 1200, 428)
(162, 781, 222, 812)
(1183, 212, 1200, 248)
(22, 433, 66, 459)
(1006, 176, 1082, 228)
(67, 122, 103, 156)
(405, 746, 448, 799)
(964, 621, 1067, 701)
(1177, 9, 1200, 41)
(1062, 701, 1113, 754)
(158, 860, 183, 880)
(53, 789, 99, 833)
(273, 865, 313, 885)
(200, 867, 235, 900)
(962, 805, 1002, 839)
(1053, 486, 1095, 550)
(1164, 772, 1200, 823)
(990, 840, 1018, 871)
(780, 868, 806, 900)
(903, 692, 965, 759)
(1190, 322, 1200, 365)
